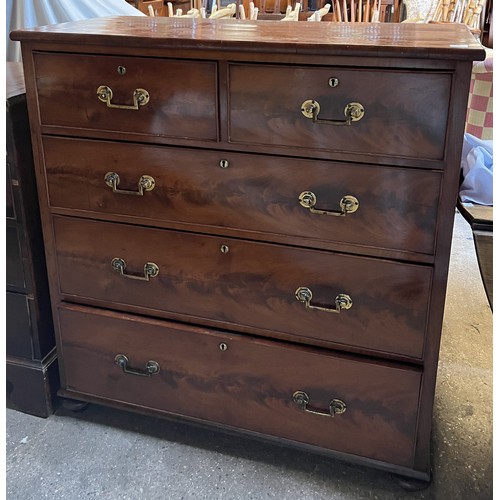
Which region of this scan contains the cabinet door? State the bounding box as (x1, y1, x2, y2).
(6, 292, 33, 359)
(6, 223, 26, 291)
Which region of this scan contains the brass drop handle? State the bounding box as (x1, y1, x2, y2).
(104, 172, 155, 196)
(301, 99, 364, 125)
(115, 354, 160, 377)
(111, 257, 159, 281)
(299, 191, 359, 217)
(293, 391, 347, 417)
(97, 85, 150, 110)
(295, 287, 352, 314)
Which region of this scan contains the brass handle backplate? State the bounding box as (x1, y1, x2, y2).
(301, 99, 364, 125)
(299, 191, 359, 217)
(104, 172, 155, 196)
(97, 85, 150, 110)
(111, 257, 159, 281)
(115, 354, 160, 377)
(295, 287, 352, 314)
(293, 391, 347, 417)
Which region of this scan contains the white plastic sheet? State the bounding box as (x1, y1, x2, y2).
(7, 0, 145, 61)
(459, 133, 493, 206)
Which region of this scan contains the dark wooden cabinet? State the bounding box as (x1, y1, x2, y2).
(6, 62, 58, 417)
(11, 19, 483, 480)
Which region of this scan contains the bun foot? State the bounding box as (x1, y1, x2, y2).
(390, 472, 432, 491)
(61, 398, 89, 413)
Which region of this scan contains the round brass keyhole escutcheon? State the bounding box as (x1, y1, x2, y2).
(220, 245, 230, 254)
(328, 77, 339, 87)
(219, 343, 228, 351)
(117, 66, 126, 75)
(219, 159, 229, 169)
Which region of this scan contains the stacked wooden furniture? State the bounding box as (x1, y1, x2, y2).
(6, 62, 58, 417)
(12, 18, 483, 482)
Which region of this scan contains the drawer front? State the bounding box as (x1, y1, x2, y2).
(53, 216, 432, 359)
(59, 305, 421, 467)
(43, 136, 441, 255)
(228, 64, 451, 162)
(33, 52, 218, 141)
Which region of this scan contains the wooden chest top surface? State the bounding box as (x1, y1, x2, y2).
(11, 17, 484, 60)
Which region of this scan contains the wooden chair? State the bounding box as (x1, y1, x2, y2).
(257, 0, 398, 20)
(424, 0, 488, 41)
(127, 0, 166, 16)
(171, 0, 398, 20)
(313, 0, 398, 21)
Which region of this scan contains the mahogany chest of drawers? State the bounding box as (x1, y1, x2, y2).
(12, 18, 483, 481)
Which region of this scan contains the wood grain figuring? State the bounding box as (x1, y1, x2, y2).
(229, 64, 451, 161)
(43, 136, 441, 256)
(10, 18, 484, 61)
(33, 52, 218, 141)
(53, 216, 432, 359)
(59, 304, 421, 467)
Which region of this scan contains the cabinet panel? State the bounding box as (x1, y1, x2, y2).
(60, 304, 421, 468)
(6, 292, 33, 358)
(6, 224, 26, 290)
(6, 62, 57, 417)
(6, 161, 15, 219)
(53, 216, 432, 359)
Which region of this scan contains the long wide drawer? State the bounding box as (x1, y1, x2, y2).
(33, 52, 218, 141)
(53, 216, 432, 359)
(228, 63, 452, 163)
(59, 304, 421, 468)
(43, 136, 441, 256)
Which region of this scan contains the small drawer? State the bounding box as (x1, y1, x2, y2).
(33, 52, 218, 142)
(43, 136, 441, 256)
(228, 63, 452, 163)
(53, 216, 432, 359)
(59, 304, 421, 468)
